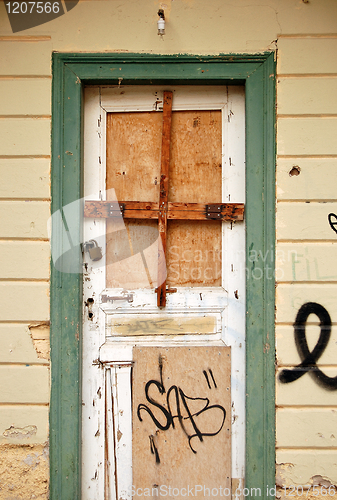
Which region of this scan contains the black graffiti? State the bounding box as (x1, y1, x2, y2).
(279, 302, 337, 389)
(137, 362, 226, 455)
(149, 435, 160, 464)
(328, 213, 337, 234)
(203, 369, 217, 389)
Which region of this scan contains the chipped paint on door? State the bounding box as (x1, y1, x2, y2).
(82, 86, 245, 499)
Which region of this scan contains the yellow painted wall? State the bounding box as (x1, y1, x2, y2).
(0, 0, 336, 497)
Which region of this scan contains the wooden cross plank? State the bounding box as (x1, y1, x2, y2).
(84, 200, 244, 221)
(157, 91, 173, 307)
(85, 91, 245, 307)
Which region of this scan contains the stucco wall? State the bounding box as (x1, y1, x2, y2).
(0, 0, 336, 498)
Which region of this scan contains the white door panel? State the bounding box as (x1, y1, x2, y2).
(82, 86, 245, 499)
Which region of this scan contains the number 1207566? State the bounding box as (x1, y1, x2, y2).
(5, 2, 61, 14)
(284, 485, 336, 496)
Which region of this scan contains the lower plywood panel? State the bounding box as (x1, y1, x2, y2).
(132, 346, 231, 498)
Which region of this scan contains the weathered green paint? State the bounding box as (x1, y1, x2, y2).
(51, 53, 275, 499)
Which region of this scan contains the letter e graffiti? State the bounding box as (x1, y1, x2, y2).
(279, 302, 337, 390)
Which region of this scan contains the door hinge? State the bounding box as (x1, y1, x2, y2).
(206, 204, 223, 219)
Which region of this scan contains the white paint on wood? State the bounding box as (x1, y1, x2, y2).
(0, 365, 49, 403)
(0, 158, 50, 199)
(277, 38, 337, 75)
(0, 118, 50, 156)
(277, 449, 337, 486)
(277, 203, 337, 241)
(0, 324, 47, 364)
(0, 200, 50, 238)
(276, 242, 337, 282)
(276, 368, 337, 406)
(277, 408, 337, 448)
(276, 284, 337, 324)
(276, 324, 337, 367)
(0, 405, 49, 444)
(0, 79, 51, 115)
(278, 117, 337, 156)
(0, 282, 49, 322)
(277, 78, 337, 115)
(277, 159, 337, 201)
(0, 241, 50, 279)
(0, 41, 52, 76)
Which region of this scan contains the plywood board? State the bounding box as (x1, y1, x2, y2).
(167, 220, 222, 287)
(106, 109, 223, 289)
(169, 110, 222, 203)
(106, 112, 162, 202)
(132, 346, 231, 498)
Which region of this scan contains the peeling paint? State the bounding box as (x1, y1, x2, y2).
(312, 475, 333, 488)
(276, 463, 294, 487)
(0, 443, 49, 499)
(3, 425, 37, 439)
(28, 322, 50, 360)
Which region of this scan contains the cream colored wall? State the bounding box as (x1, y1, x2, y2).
(0, 0, 336, 497)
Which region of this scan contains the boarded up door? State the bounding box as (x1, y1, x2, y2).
(82, 86, 245, 500)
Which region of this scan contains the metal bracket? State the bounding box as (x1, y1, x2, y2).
(101, 294, 133, 304)
(206, 204, 223, 219)
(109, 202, 124, 217)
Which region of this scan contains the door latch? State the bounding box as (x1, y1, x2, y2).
(81, 240, 103, 261)
(101, 294, 133, 304)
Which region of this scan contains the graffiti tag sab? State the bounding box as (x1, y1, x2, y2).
(279, 302, 337, 390)
(137, 357, 226, 463)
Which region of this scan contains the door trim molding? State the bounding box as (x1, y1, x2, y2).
(51, 52, 276, 499)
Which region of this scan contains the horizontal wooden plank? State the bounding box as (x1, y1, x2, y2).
(277, 78, 337, 115)
(277, 202, 337, 241)
(0, 324, 47, 364)
(0, 405, 49, 444)
(106, 313, 218, 336)
(278, 38, 337, 75)
(0, 158, 50, 199)
(0, 117, 50, 156)
(0, 241, 50, 279)
(0, 41, 52, 76)
(0, 282, 49, 322)
(276, 324, 337, 367)
(277, 408, 337, 448)
(276, 449, 337, 487)
(276, 242, 337, 282)
(84, 201, 244, 221)
(277, 158, 337, 201)
(0, 201, 50, 238)
(276, 367, 337, 407)
(0, 365, 49, 404)
(276, 284, 337, 324)
(278, 117, 337, 156)
(0, 79, 51, 116)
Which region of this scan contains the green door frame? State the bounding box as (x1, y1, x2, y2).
(50, 53, 276, 500)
